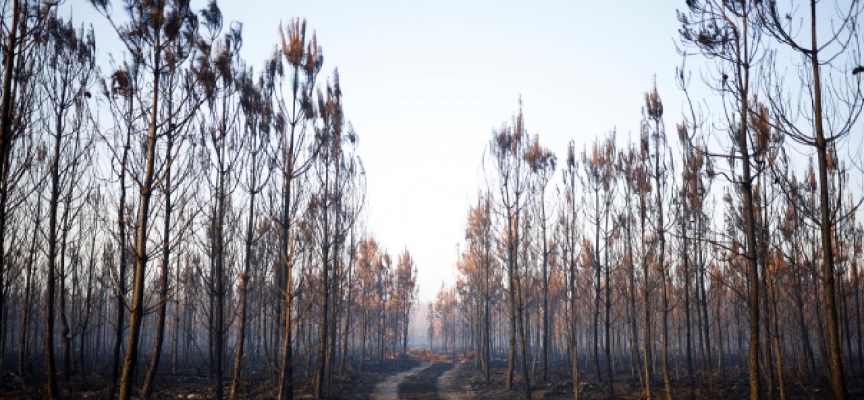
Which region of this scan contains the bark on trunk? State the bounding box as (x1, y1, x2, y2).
(141, 129, 173, 399)
(231, 147, 259, 399)
(0, 2, 19, 379)
(809, 3, 847, 397)
(117, 32, 162, 400)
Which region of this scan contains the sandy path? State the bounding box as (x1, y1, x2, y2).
(437, 362, 474, 399)
(370, 362, 432, 400)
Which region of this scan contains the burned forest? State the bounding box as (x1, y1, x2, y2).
(1, 1, 864, 399)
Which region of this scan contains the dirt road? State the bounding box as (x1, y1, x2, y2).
(371, 362, 474, 399)
(436, 362, 473, 399)
(370, 362, 433, 399)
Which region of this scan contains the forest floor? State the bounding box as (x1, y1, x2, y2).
(0, 356, 423, 399)
(5, 354, 864, 399)
(431, 359, 864, 399)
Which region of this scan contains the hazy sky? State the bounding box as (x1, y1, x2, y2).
(79, 1, 697, 302)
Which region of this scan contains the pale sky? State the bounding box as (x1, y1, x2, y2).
(78, 1, 700, 303)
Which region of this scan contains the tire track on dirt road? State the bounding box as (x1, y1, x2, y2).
(436, 362, 474, 399)
(371, 362, 432, 399)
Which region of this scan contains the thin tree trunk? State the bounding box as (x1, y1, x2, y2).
(18, 197, 39, 375)
(141, 129, 173, 399)
(853, 252, 863, 377)
(79, 223, 97, 374)
(109, 77, 134, 400)
(767, 261, 786, 400)
(517, 217, 531, 399)
(484, 197, 492, 382)
(641, 198, 652, 399)
(230, 161, 257, 400)
(541, 192, 549, 383)
(681, 195, 694, 398)
(593, 191, 601, 387)
(568, 168, 579, 399)
(314, 151, 332, 399)
(506, 202, 517, 391)
(277, 91, 299, 400)
(735, 11, 762, 400)
(809, 3, 847, 397)
(624, 192, 642, 385)
(173, 253, 180, 375)
(211, 94, 230, 400)
(44, 84, 64, 398)
(59, 174, 75, 382)
(698, 211, 714, 392)
(117, 31, 162, 400)
(339, 232, 354, 374)
(653, 116, 672, 400)
(0, 2, 20, 379)
(603, 203, 613, 398)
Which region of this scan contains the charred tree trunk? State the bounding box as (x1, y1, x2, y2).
(641, 193, 652, 399)
(172, 252, 180, 374)
(0, 2, 20, 376)
(483, 197, 492, 382)
(593, 191, 601, 387)
(44, 83, 64, 398)
(540, 191, 549, 383)
(117, 29, 162, 400)
(808, 7, 847, 397)
(680, 194, 694, 397)
(109, 95, 132, 400)
(626, 198, 642, 383)
(314, 149, 332, 399)
(566, 160, 579, 400)
(603, 203, 613, 398)
(516, 208, 531, 399)
(141, 128, 173, 399)
(339, 229, 354, 374)
(231, 144, 260, 399)
(506, 209, 517, 391)
(18, 197, 40, 375)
